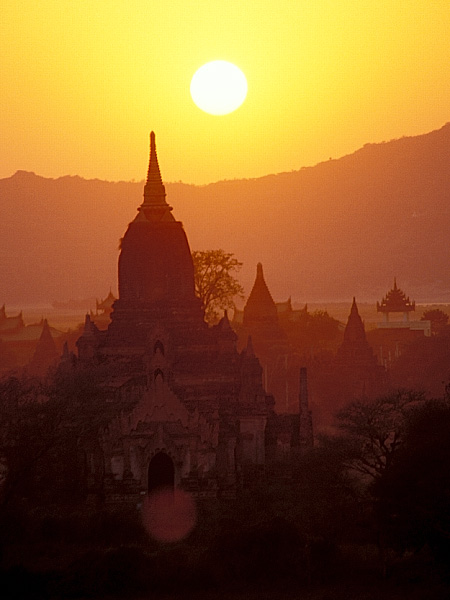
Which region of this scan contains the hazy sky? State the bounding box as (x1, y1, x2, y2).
(2, 0, 449, 184)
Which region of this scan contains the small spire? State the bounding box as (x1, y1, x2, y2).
(28, 319, 58, 375)
(146, 132, 164, 188)
(299, 367, 314, 449)
(218, 310, 232, 331)
(139, 132, 173, 220)
(343, 298, 366, 343)
(299, 367, 308, 412)
(246, 335, 255, 356)
(82, 313, 98, 338)
(243, 262, 278, 324)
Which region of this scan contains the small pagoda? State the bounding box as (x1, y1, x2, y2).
(96, 289, 117, 317)
(375, 279, 430, 338)
(377, 279, 415, 323)
(93, 289, 117, 329)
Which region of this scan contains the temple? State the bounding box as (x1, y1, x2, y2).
(377, 278, 416, 323)
(0, 305, 25, 336)
(334, 297, 385, 399)
(371, 279, 430, 367)
(93, 289, 117, 328)
(71, 133, 312, 504)
(28, 319, 59, 376)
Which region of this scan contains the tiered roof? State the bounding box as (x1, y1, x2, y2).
(96, 290, 117, 313)
(377, 279, 415, 314)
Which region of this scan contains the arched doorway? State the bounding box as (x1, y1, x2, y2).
(148, 452, 174, 493)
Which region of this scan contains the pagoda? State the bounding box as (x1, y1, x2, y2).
(239, 263, 295, 412)
(334, 298, 384, 398)
(376, 279, 430, 336)
(72, 133, 280, 504)
(28, 319, 59, 376)
(377, 278, 415, 323)
(369, 279, 430, 368)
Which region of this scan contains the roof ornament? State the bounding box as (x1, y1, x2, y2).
(138, 132, 174, 221)
(377, 279, 415, 314)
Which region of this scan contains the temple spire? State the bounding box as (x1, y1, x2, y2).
(139, 132, 173, 221)
(28, 319, 58, 376)
(146, 132, 164, 189)
(243, 262, 278, 324)
(344, 297, 366, 343)
(299, 367, 313, 450)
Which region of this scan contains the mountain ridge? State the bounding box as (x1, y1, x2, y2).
(2, 123, 450, 305)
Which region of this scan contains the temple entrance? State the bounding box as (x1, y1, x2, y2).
(148, 452, 175, 493)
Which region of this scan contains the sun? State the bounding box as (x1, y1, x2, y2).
(190, 61, 248, 116)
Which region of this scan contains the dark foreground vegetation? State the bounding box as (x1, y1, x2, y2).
(1, 377, 450, 599)
(1, 497, 450, 600)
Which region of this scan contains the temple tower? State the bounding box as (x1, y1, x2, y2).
(371, 279, 430, 367)
(335, 298, 385, 399)
(28, 319, 58, 376)
(118, 132, 195, 305)
(298, 367, 313, 450)
(244, 263, 278, 323)
(336, 298, 378, 367)
(377, 278, 415, 323)
(104, 132, 204, 348)
(240, 263, 293, 411)
(72, 133, 275, 504)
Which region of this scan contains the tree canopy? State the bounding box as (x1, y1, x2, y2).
(374, 398, 450, 559)
(192, 250, 244, 324)
(324, 390, 426, 481)
(421, 308, 449, 335)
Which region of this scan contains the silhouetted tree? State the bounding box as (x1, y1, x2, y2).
(374, 398, 450, 564)
(326, 390, 425, 482)
(421, 308, 449, 335)
(0, 370, 108, 510)
(192, 250, 244, 324)
(0, 375, 60, 509)
(390, 329, 450, 398)
(280, 307, 341, 356)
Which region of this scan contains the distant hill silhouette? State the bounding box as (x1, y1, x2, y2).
(2, 123, 450, 305)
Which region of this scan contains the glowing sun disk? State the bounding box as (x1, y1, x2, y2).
(190, 61, 248, 115)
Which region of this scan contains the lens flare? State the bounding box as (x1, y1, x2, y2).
(142, 487, 196, 543)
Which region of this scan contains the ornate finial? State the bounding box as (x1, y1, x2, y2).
(377, 279, 415, 314)
(139, 132, 173, 220)
(146, 131, 163, 187)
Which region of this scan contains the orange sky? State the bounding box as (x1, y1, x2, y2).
(2, 0, 450, 184)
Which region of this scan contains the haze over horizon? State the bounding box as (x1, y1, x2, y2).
(2, 123, 450, 307)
